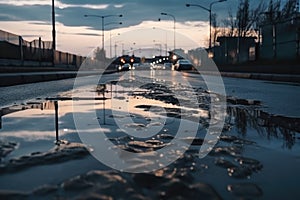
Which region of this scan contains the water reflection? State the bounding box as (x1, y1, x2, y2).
(0, 102, 55, 129)
(227, 106, 300, 149)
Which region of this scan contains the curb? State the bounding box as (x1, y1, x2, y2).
(199, 71, 300, 83)
(0, 70, 118, 87)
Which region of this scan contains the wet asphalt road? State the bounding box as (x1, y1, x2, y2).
(1, 70, 300, 199)
(1, 70, 300, 117)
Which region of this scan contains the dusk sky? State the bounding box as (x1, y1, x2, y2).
(0, 0, 287, 56)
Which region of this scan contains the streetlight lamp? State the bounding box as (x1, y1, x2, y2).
(84, 14, 123, 52)
(186, 0, 227, 49)
(159, 12, 176, 51)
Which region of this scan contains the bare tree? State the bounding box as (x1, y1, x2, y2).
(221, 10, 236, 37)
(94, 47, 106, 61)
(211, 13, 222, 46)
(262, 0, 298, 24)
(220, 0, 266, 38)
(282, 0, 298, 19)
(236, 0, 250, 37)
(265, 0, 282, 22)
(251, 1, 267, 29)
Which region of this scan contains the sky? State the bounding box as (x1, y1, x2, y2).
(0, 0, 286, 57)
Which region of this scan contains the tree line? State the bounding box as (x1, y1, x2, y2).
(212, 0, 299, 45)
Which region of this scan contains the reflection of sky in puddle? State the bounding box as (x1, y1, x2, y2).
(1, 72, 300, 198)
(1, 75, 300, 153)
(0, 101, 75, 141)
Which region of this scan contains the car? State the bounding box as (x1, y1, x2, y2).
(118, 63, 131, 71)
(174, 59, 194, 71)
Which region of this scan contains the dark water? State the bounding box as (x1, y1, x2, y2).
(0, 75, 300, 199)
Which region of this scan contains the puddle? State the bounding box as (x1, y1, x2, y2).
(0, 74, 300, 199)
(227, 106, 300, 149)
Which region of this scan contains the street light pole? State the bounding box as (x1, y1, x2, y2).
(52, 0, 56, 50)
(114, 40, 122, 57)
(160, 13, 176, 51)
(102, 17, 104, 50)
(186, 0, 227, 49)
(84, 14, 123, 52)
(109, 30, 121, 58)
(153, 40, 162, 56)
(105, 22, 122, 58)
(52, 0, 56, 65)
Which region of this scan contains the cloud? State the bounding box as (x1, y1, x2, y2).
(0, 0, 238, 29)
(2, 0, 272, 37)
(184, 21, 208, 28)
(0, 0, 108, 9)
(114, 4, 124, 8)
(0, 0, 50, 6)
(1, 0, 268, 55)
(64, 32, 102, 37)
(56, 2, 109, 10)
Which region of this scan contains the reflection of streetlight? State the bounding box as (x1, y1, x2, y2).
(186, 0, 227, 49)
(159, 12, 176, 51)
(84, 14, 123, 51)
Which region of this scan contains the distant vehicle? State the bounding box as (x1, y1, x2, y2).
(118, 63, 131, 71)
(174, 59, 194, 71)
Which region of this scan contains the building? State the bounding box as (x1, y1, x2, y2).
(213, 36, 257, 65)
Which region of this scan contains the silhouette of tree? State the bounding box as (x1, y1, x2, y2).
(221, 10, 236, 36)
(220, 0, 265, 37)
(211, 13, 222, 46)
(262, 0, 298, 24)
(265, 0, 282, 22)
(94, 47, 106, 61)
(236, 0, 250, 37)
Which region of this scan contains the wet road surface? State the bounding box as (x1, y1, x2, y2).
(0, 70, 300, 199)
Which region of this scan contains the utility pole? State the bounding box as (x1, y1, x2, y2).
(52, 0, 56, 66)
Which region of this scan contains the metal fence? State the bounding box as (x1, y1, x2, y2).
(0, 29, 84, 67)
(0, 30, 19, 46)
(260, 16, 300, 60)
